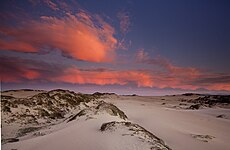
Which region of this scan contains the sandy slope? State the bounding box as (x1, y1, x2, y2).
(2, 90, 171, 150)
(3, 113, 169, 150)
(3, 114, 123, 150)
(2, 90, 45, 98)
(105, 96, 230, 150)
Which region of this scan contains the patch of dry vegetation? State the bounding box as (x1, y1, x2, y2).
(100, 121, 172, 150)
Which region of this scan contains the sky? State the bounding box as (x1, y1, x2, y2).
(0, 0, 230, 95)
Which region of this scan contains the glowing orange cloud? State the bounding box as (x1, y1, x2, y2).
(207, 84, 230, 91)
(51, 67, 153, 87)
(135, 49, 230, 91)
(23, 70, 40, 80)
(1, 56, 230, 91)
(49, 66, 230, 91)
(0, 11, 117, 62)
(0, 56, 41, 83)
(0, 40, 37, 52)
(1, 69, 40, 83)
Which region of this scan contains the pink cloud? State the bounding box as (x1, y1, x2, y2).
(134, 49, 230, 91)
(51, 67, 153, 87)
(0, 56, 153, 87)
(0, 62, 41, 83)
(136, 49, 200, 78)
(0, 39, 37, 52)
(1, 55, 230, 91)
(0, 11, 118, 62)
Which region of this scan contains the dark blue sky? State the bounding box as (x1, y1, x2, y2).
(1, 0, 230, 94)
(80, 0, 230, 72)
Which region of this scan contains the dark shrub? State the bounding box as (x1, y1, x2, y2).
(189, 104, 201, 110)
(2, 106, 11, 113)
(50, 112, 64, 119)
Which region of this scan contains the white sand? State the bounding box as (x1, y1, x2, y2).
(105, 96, 230, 150)
(2, 94, 230, 150)
(2, 90, 45, 98)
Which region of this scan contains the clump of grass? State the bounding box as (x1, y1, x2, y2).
(188, 104, 201, 110)
(67, 109, 88, 122)
(17, 127, 42, 137)
(100, 121, 172, 150)
(2, 106, 11, 113)
(96, 102, 128, 120)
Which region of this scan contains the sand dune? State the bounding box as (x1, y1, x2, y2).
(1, 90, 230, 150)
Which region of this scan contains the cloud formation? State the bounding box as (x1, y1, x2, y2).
(136, 49, 200, 77)
(29, 0, 74, 12)
(52, 67, 153, 87)
(116, 11, 131, 50)
(135, 49, 230, 91)
(136, 48, 150, 62)
(0, 57, 41, 82)
(0, 56, 153, 87)
(1, 55, 230, 91)
(43, 0, 59, 10)
(1, 1, 229, 92)
(117, 11, 130, 35)
(0, 9, 117, 62)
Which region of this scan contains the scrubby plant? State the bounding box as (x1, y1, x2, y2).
(100, 121, 172, 150)
(2, 106, 11, 113)
(49, 112, 64, 119)
(17, 127, 41, 137)
(96, 102, 128, 120)
(38, 108, 50, 117)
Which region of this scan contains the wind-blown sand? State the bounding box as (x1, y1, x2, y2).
(1, 90, 230, 150)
